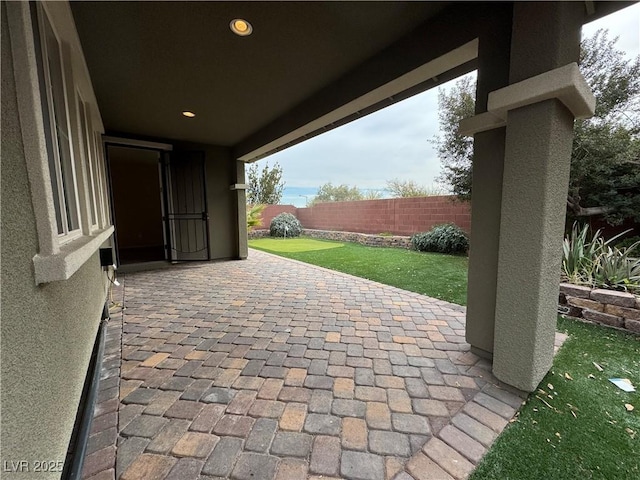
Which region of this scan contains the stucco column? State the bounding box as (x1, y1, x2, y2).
(465, 7, 512, 358)
(492, 2, 585, 391)
(234, 160, 248, 259)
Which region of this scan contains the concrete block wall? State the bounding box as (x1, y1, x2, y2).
(258, 196, 470, 235)
(258, 205, 298, 231)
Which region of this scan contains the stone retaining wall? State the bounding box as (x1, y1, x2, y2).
(302, 229, 412, 248)
(248, 229, 270, 239)
(248, 229, 412, 248)
(559, 283, 640, 334)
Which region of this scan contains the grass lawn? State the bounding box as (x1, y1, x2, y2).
(248, 237, 468, 305)
(470, 316, 640, 479)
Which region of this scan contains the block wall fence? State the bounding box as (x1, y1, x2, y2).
(258, 196, 471, 236)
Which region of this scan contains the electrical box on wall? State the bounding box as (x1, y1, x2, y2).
(99, 248, 114, 268)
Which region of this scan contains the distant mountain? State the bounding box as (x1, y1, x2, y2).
(280, 186, 391, 207)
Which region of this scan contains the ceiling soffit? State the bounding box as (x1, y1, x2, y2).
(71, 1, 450, 146)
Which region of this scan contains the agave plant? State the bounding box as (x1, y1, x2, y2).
(562, 223, 599, 284)
(592, 241, 640, 292)
(561, 222, 633, 288)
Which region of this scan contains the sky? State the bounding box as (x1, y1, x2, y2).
(259, 4, 640, 207)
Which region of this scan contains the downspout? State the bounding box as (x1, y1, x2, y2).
(61, 306, 108, 480)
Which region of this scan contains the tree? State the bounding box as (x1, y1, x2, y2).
(362, 189, 384, 200)
(435, 30, 640, 224)
(247, 162, 285, 204)
(310, 183, 363, 205)
(568, 30, 640, 225)
(386, 179, 444, 197)
(433, 75, 475, 201)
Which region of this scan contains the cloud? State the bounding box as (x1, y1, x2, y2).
(269, 82, 450, 190)
(583, 3, 639, 58)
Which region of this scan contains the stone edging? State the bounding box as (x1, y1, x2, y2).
(559, 283, 640, 334)
(248, 229, 412, 249)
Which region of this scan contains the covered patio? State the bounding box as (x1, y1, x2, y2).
(3, 2, 629, 476)
(81, 250, 553, 480)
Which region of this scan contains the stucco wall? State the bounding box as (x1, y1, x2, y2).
(1, 7, 108, 476)
(259, 197, 470, 235)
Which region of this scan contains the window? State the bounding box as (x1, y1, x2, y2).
(6, 1, 114, 283)
(38, 9, 81, 241)
(93, 131, 110, 228)
(76, 93, 99, 230)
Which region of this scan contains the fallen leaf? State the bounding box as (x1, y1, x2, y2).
(535, 395, 557, 411)
(625, 403, 634, 412)
(593, 362, 604, 372)
(565, 373, 573, 380)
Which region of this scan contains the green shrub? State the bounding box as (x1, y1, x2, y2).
(411, 224, 469, 255)
(247, 204, 266, 232)
(562, 222, 639, 292)
(592, 247, 640, 292)
(562, 223, 608, 285)
(270, 212, 303, 238)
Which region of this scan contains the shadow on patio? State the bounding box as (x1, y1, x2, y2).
(82, 250, 532, 480)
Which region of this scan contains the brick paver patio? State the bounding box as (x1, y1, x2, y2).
(81, 249, 548, 480)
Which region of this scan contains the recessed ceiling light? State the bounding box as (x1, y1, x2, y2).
(230, 18, 252, 36)
(182, 111, 196, 118)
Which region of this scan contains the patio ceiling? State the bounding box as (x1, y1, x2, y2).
(71, 1, 628, 161)
(70, 1, 469, 159)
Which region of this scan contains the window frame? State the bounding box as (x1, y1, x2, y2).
(75, 90, 100, 232)
(6, 1, 115, 284)
(93, 131, 110, 228)
(36, 5, 83, 244)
